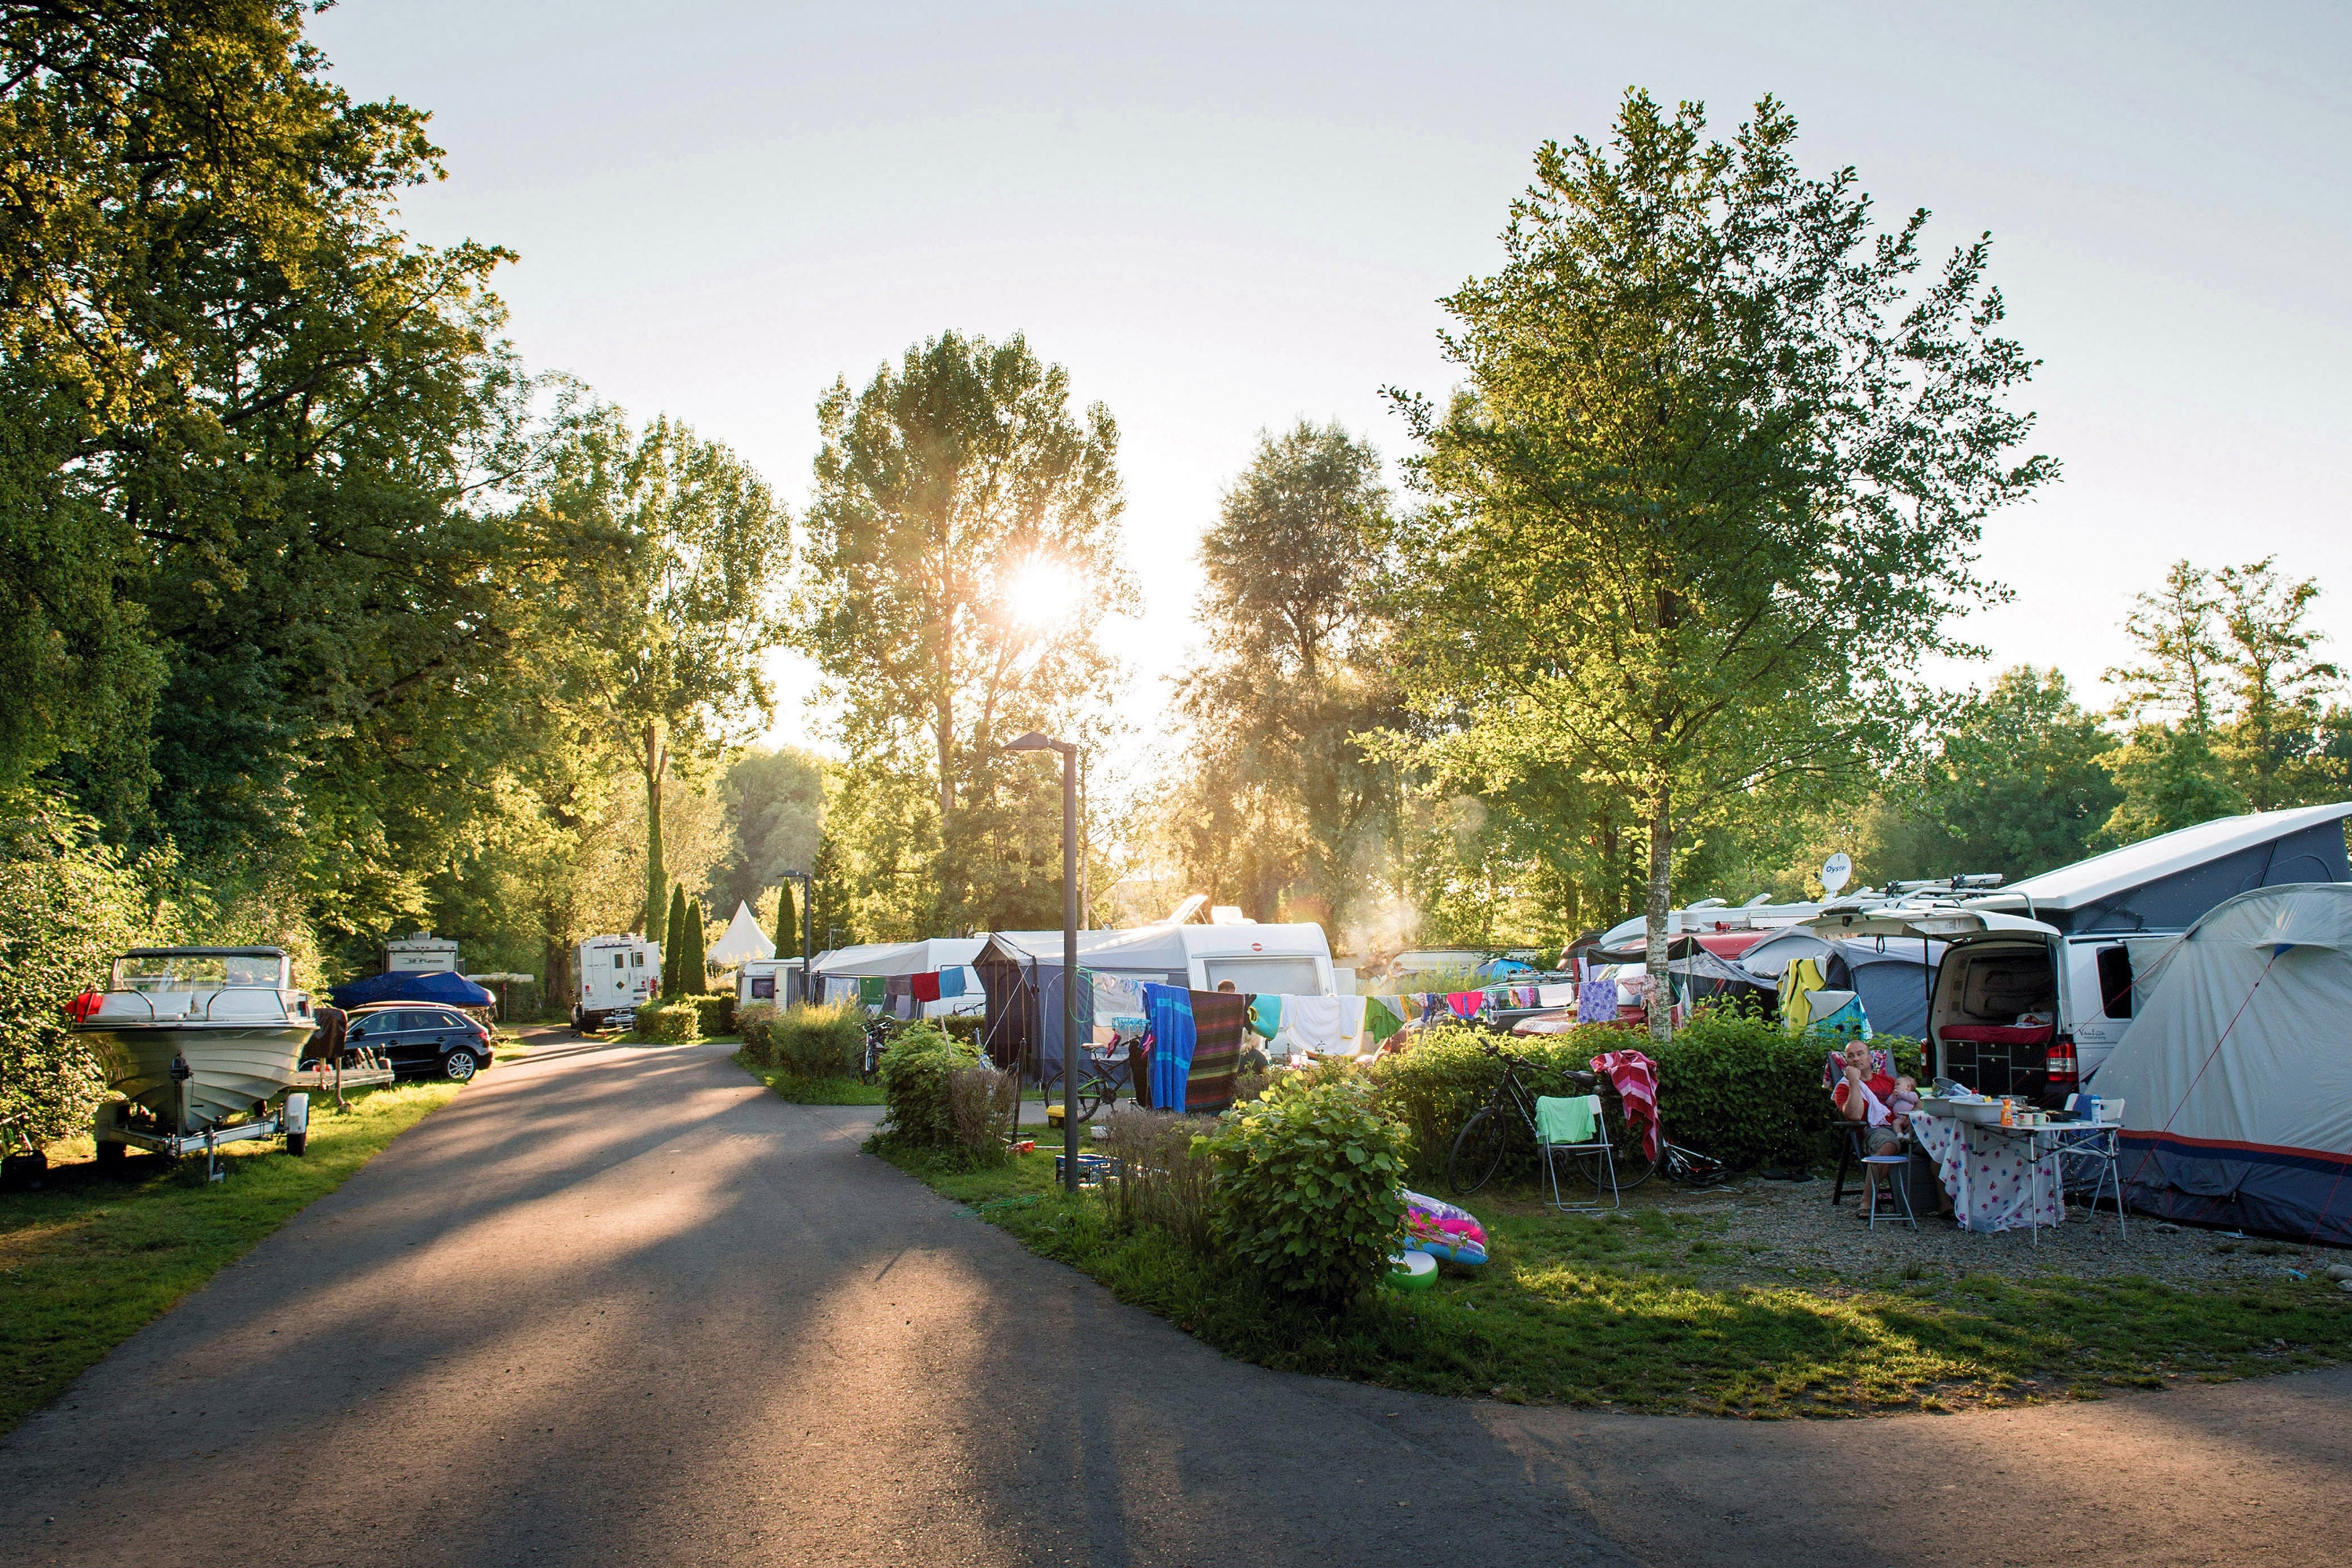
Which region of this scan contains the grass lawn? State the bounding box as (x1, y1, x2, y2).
(735, 1051, 885, 1105)
(878, 1143, 2352, 1419)
(0, 1080, 462, 1437)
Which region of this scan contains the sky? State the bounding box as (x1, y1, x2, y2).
(310, 0, 2352, 775)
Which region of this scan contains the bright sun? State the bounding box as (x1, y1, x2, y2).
(1007, 557, 1080, 628)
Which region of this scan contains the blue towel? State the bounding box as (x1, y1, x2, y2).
(1142, 982, 1196, 1109)
(937, 965, 965, 999)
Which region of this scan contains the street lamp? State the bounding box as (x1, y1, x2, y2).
(1006, 728, 1080, 1192)
(778, 869, 815, 1005)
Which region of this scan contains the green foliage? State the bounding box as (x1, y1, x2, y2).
(687, 991, 734, 1038)
(1367, 1025, 1610, 1183)
(872, 1022, 979, 1152)
(662, 884, 688, 991)
(1202, 1074, 1409, 1312)
(1385, 92, 2050, 1025)
(938, 1013, 984, 1046)
(713, 748, 824, 926)
(746, 1001, 862, 1080)
(791, 331, 1133, 937)
(633, 1000, 700, 1044)
(2097, 724, 2245, 849)
(1160, 421, 1403, 928)
(0, 794, 165, 1145)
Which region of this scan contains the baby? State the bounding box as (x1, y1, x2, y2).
(1888, 1074, 1922, 1131)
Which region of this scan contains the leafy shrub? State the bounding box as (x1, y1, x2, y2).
(1367, 1025, 1609, 1183)
(633, 1000, 701, 1044)
(874, 1022, 979, 1151)
(735, 1001, 777, 1060)
(939, 1012, 984, 1046)
(688, 992, 735, 1038)
(1203, 1075, 1410, 1312)
(752, 1002, 863, 1079)
(1105, 1106, 1219, 1251)
(946, 1063, 1018, 1163)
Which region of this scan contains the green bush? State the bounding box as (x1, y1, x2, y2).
(1367, 1025, 1610, 1183)
(735, 1001, 776, 1059)
(939, 1012, 984, 1046)
(633, 1000, 701, 1044)
(874, 1022, 978, 1150)
(1203, 1075, 1409, 1312)
(687, 991, 735, 1037)
(749, 1002, 863, 1079)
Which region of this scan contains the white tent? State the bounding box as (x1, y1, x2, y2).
(706, 902, 776, 966)
(2095, 882, 2352, 1243)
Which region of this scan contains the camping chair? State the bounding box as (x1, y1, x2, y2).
(1535, 1094, 1620, 1212)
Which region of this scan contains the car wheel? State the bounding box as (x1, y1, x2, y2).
(443, 1047, 479, 1083)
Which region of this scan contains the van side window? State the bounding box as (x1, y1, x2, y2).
(2096, 946, 2132, 1019)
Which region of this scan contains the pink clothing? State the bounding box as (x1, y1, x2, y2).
(1588, 1048, 1661, 1160)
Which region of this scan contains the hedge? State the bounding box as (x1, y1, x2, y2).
(1204, 1074, 1409, 1312)
(684, 991, 735, 1038)
(1367, 1011, 1922, 1178)
(741, 1002, 863, 1079)
(633, 999, 701, 1044)
(873, 1022, 979, 1152)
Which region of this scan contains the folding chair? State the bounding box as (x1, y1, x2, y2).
(1535, 1094, 1620, 1212)
(2054, 1095, 2129, 1235)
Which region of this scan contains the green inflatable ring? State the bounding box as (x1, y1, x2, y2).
(1382, 1250, 1438, 1291)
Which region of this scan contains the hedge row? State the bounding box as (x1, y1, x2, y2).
(1367, 1012, 1922, 1179)
(740, 1001, 864, 1079)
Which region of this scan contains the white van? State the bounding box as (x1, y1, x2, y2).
(572, 934, 661, 1030)
(735, 957, 804, 1010)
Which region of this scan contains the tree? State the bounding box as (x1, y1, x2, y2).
(774, 880, 799, 961)
(1918, 667, 2121, 877)
(543, 408, 791, 951)
(662, 882, 688, 993)
(2213, 557, 2339, 810)
(793, 332, 1133, 932)
(1165, 422, 1405, 937)
(711, 746, 824, 917)
(2098, 724, 2246, 847)
(2107, 561, 2225, 734)
(1386, 93, 2053, 1038)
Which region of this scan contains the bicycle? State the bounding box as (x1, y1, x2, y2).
(858, 1015, 898, 1084)
(1036, 1033, 1138, 1123)
(1447, 1041, 1661, 1196)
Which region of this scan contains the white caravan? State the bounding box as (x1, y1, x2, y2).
(571, 934, 661, 1030)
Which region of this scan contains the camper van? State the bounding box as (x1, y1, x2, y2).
(571, 933, 661, 1031)
(735, 957, 805, 1009)
(1805, 802, 2352, 1105)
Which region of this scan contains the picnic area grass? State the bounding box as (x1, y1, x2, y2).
(735, 1051, 886, 1105)
(0, 1081, 462, 1437)
(878, 1145, 2352, 1419)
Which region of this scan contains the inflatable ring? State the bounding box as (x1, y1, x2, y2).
(1382, 1250, 1438, 1291)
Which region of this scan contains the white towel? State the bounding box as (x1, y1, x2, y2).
(1280, 994, 1349, 1054)
(1536, 983, 1574, 1007)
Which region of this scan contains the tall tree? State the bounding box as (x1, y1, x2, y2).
(774, 880, 799, 962)
(793, 332, 1132, 933)
(2213, 557, 2339, 810)
(543, 408, 790, 949)
(2107, 560, 2225, 733)
(1386, 93, 2053, 1038)
(712, 746, 825, 917)
(1167, 421, 1404, 935)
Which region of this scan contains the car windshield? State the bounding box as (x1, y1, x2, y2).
(111, 952, 285, 991)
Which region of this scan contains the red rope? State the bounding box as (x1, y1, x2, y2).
(2123, 951, 2277, 1198)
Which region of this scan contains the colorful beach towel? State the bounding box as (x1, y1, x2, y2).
(1185, 989, 1250, 1113)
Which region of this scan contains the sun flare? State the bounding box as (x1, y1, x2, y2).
(1007, 557, 1080, 628)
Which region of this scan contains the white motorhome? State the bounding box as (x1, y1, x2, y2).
(385, 931, 460, 975)
(990, 921, 1337, 995)
(571, 934, 661, 1030)
(735, 957, 805, 1009)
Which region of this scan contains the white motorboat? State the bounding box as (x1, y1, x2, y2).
(72, 947, 319, 1163)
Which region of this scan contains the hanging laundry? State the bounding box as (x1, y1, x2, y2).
(1248, 993, 1283, 1040)
(1577, 977, 1617, 1024)
(1364, 995, 1406, 1048)
(858, 975, 886, 1008)
(1445, 991, 1484, 1022)
(1142, 983, 1195, 1110)
(1589, 1048, 1661, 1160)
(1090, 971, 1146, 1047)
(1778, 957, 1825, 1036)
(1537, 982, 1575, 1009)
(937, 966, 967, 999)
(1185, 989, 1250, 1113)
(910, 971, 942, 1004)
(1279, 994, 1354, 1055)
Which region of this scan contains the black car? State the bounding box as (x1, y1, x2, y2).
(345, 1005, 492, 1082)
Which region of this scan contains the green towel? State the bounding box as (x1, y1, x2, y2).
(858, 975, 885, 1007)
(1536, 1094, 1599, 1146)
(1249, 994, 1282, 1039)
(1364, 996, 1405, 1045)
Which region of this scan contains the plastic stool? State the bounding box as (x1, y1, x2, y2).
(1861, 1152, 1916, 1230)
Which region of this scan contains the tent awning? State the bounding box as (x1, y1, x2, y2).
(706, 901, 776, 965)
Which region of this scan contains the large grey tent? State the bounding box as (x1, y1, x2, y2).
(2095, 883, 2352, 1243)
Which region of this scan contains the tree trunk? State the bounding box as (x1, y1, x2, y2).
(644, 720, 667, 945)
(1644, 774, 1673, 1045)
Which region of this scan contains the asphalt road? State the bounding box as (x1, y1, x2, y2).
(5, 1036, 2349, 1568)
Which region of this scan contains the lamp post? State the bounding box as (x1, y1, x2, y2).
(779, 869, 815, 1004)
(1006, 728, 1080, 1192)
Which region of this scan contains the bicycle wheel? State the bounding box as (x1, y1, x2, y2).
(1448, 1106, 1511, 1195)
(1599, 1094, 1662, 1191)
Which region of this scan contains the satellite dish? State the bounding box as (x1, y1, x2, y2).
(1820, 852, 1853, 896)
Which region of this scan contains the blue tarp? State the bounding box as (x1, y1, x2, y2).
(328, 970, 495, 1010)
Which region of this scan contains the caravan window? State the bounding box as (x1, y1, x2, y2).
(2096, 946, 2133, 1019)
(613, 953, 626, 971)
(1202, 957, 1323, 996)
(631, 951, 644, 968)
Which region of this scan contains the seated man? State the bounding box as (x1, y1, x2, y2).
(1833, 1038, 1904, 1206)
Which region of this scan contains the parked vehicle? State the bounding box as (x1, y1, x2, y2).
(346, 1004, 493, 1082)
(571, 933, 661, 1031)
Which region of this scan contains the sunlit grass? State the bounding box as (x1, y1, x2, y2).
(880, 1148, 2352, 1418)
(735, 1052, 884, 1105)
(0, 1081, 462, 1436)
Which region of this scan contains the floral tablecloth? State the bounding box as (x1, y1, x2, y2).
(1908, 1111, 2066, 1234)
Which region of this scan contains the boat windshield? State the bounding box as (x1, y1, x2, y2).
(111, 953, 286, 991)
